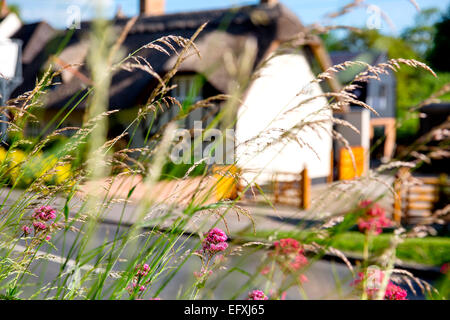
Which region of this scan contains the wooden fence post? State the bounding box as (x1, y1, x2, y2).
(273, 173, 279, 204)
(393, 177, 402, 225)
(301, 167, 310, 210)
(327, 149, 334, 184)
(393, 167, 409, 225)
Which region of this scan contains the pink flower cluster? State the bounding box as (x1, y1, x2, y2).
(201, 228, 228, 256)
(32, 206, 57, 221)
(357, 200, 391, 235)
(21, 205, 57, 237)
(247, 290, 268, 300)
(384, 282, 408, 300)
(273, 238, 302, 255)
(21, 225, 32, 235)
(272, 238, 308, 272)
(351, 270, 408, 300)
(194, 228, 229, 286)
(262, 238, 308, 284)
(193, 267, 213, 280)
(135, 264, 150, 277)
(127, 282, 146, 293)
(128, 264, 151, 297)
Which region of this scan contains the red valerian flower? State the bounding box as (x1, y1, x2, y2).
(384, 282, 408, 300)
(351, 270, 408, 300)
(194, 228, 229, 287)
(357, 201, 391, 235)
(21, 225, 32, 235)
(135, 264, 150, 277)
(266, 238, 309, 283)
(201, 228, 228, 256)
(32, 206, 57, 221)
(247, 290, 268, 300)
(273, 238, 301, 255)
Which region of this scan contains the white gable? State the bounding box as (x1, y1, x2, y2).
(0, 13, 22, 39)
(236, 49, 332, 183)
(0, 38, 20, 78)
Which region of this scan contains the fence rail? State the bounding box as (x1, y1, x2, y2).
(234, 167, 311, 209)
(393, 168, 449, 225)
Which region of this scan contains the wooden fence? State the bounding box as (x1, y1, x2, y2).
(393, 168, 449, 225)
(236, 168, 311, 209)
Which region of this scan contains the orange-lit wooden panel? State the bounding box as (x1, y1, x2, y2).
(339, 146, 365, 180)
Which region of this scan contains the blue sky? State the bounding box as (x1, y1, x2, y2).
(7, 0, 450, 35)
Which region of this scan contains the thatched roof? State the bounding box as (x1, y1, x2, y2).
(12, 3, 337, 111)
(10, 21, 56, 96)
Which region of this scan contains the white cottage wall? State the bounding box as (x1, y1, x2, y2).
(235, 50, 332, 184)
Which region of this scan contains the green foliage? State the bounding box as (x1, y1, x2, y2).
(0, 139, 75, 189)
(428, 6, 450, 72)
(402, 7, 440, 58)
(323, 8, 450, 138)
(6, 4, 20, 18)
(160, 160, 207, 180)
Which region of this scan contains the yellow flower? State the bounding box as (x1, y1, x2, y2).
(53, 163, 72, 185)
(8, 149, 27, 183)
(0, 147, 6, 163)
(8, 149, 26, 166)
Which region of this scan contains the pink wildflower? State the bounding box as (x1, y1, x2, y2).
(351, 270, 407, 300)
(269, 238, 308, 273)
(260, 266, 271, 275)
(290, 252, 308, 270)
(201, 228, 228, 256)
(247, 290, 268, 300)
(33, 206, 57, 221)
(21, 225, 31, 235)
(357, 201, 391, 235)
(193, 268, 213, 279)
(45, 235, 52, 241)
(127, 282, 146, 295)
(299, 274, 308, 283)
(384, 282, 408, 300)
(33, 221, 47, 231)
(359, 200, 373, 208)
(136, 264, 150, 277)
(273, 238, 302, 255)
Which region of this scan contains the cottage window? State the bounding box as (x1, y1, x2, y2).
(378, 84, 387, 110)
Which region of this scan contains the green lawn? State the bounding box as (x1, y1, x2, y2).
(246, 230, 450, 267)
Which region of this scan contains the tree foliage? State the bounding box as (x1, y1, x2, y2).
(428, 6, 450, 72)
(322, 7, 450, 138)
